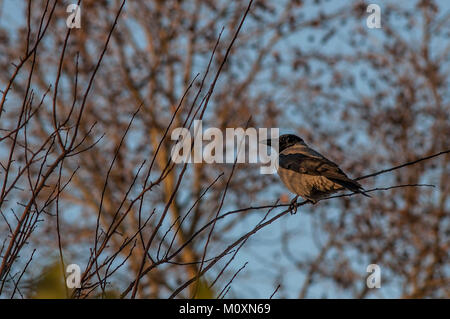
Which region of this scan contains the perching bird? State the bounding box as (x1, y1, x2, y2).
(262, 134, 370, 212)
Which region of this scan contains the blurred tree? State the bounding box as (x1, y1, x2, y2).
(0, 0, 448, 298)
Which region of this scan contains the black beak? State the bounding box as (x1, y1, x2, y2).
(260, 139, 271, 147)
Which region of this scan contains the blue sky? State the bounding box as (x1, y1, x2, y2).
(0, 0, 448, 298)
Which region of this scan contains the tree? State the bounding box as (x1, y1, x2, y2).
(0, 0, 448, 298)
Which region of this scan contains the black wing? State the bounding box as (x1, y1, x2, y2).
(278, 153, 365, 194)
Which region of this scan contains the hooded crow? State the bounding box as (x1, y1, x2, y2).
(262, 134, 370, 212)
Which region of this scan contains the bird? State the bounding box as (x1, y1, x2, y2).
(261, 134, 370, 213)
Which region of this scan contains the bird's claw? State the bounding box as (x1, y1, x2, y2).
(289, 204, 297, 215)
(289, 196, 299, 215)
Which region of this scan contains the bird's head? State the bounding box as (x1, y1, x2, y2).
(261, 134, 306, 152)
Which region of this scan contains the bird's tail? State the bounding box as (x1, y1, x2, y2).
(332, 178, 371, 198)
(359, 189, 372, 198)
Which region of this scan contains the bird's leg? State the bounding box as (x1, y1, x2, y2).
(289, 195, 299, 215)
